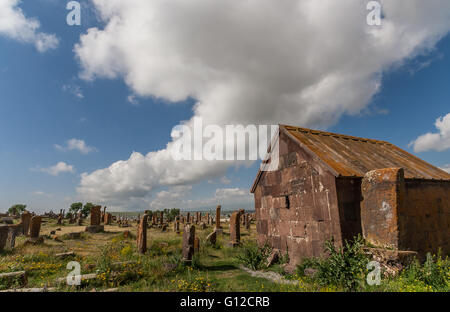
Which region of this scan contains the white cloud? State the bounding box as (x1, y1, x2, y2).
(31, 162, 75, 176)
(62, 84, 84, 99)
(32, 191, 45, 196)
(127, 94, 139, 105)
(0, 0, 58, 52)
(220, 176, 231, 185)
(75, 0, 450, 207)
(440, 164, 450, 173)
(55, 138, 96, 154)
(410, 113, 450, 152)
(146, 186, 252, 211)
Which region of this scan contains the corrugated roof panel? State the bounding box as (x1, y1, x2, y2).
(283, 125, 450, 180)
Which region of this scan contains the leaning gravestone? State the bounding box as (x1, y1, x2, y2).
(182, 224, 195, 263)
(85, 206, 104, 233)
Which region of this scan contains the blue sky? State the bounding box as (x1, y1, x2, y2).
(0, 1, 449, 213)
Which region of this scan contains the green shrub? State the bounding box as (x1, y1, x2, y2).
(236, 241, 272, 270)
(401, 251, 449, 289)
(297, 235, 369, 291)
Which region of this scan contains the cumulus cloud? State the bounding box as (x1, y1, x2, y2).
(440, 165, 450, 173)
(0, 0, 58, 52)
(75, 0, 450, 208)
(55, 138, 96, 154)
(147, 186, 252, 211)
(410, 113, 450, 152)
(31, 162, 75, 176)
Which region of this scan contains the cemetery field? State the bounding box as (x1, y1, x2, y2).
(1, 216, 449, 292)
(0, 218, 307, 292)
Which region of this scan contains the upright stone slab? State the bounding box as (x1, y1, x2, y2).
(104, 213, 112, 225)
(229, 211, 240, 247)
(137, 215, 148, 254)
(28, 216, 43, 243)
(21, 211, 32, 236)
(186, 212, 190, 224)
(361, 168, 404, 249)
(85, 205, 104, 233)
(6, 226, 17, 249)
(182, 224, 195, 263)
(0, 226, 8, 251)
(90, 206, 101, 225)
(245, 214, 250, 230)
(215, 205, 222, 232)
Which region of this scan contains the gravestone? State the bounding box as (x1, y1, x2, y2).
(0, 226, 8, 251)
(245, 213, 250, 230)
(21, 211, 32, 236)
(28, 216, 43, 244)
(186, 212, 190, 224)
(229, 211, 240, 247)
(85, 206, 104, 233)
(182, 224, 195, 263)
(175, 219, 180, 234)
(137, 215, 148, 254)
(215, 205, 222, 233)
(104, 213, 112, 225)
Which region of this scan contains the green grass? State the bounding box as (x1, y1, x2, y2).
(1, 220, 448, 292)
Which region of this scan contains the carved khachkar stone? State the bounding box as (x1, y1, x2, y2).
(229, 211, 240, 247)
(21, 211, 32, 236)
(182, 224, 195, 262)
(245, 213, 250, 230)
(85, 206, 104, 233)
(206, 231, 217, 245)
(215, 205, 222, 233)
(137, 215, 148, 254)
(186, 212, 190, 224)
(90, 206, 101, 226)
(160, 212, 164, 225)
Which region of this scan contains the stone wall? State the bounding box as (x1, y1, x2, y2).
(361, 167, 450, 257)
(400, 179, 450, 256)
(253, 129, 342, 265)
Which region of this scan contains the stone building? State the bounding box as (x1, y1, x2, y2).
(251, 125, 450, 265)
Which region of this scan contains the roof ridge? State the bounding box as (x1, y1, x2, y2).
(280, 124, 391, 145)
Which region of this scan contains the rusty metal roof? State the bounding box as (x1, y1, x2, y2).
(282, 125, 450, 180)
